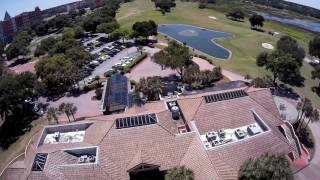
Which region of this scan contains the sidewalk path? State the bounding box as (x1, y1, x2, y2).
(294, 121, 320, 180)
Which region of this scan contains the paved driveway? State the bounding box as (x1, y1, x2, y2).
(44, 90, 102, 123)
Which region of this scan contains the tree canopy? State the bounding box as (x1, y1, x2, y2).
(35, 54, 82, 96)
(96, 21, 120, 34)
(132, 20, 158, 40)
(5, 31, 33, 60)
(153, 0, 176, 14)
(182, 63, 223, 89)
(277, 35, 305, 65)
(153, 41, 192, 76)
(226, 8, 245, 21)
(309, 36, 320, 58)
(249, 14, 265, 28)
(239, 154, 293, 180)
(257, 50, 304, 86)
(136, 76, 163, 101)
(165, 166, 194, 180)
(256, 36, 305, 86)
(0, 72, 41, 149)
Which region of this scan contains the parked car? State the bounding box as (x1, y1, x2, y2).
(89, 60, 99, 66)
(87, 76, 96, 84)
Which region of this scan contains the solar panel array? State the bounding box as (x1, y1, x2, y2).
(116, 113, 157, 129)
(32, 153, 48, 171)
(204, 90, 248, 103)
(103, 74, 128, 112)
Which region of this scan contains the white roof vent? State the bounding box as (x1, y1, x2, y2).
(247, 124, 261, 136)
(235, 129, 246, 139)
(171, 106, 179, 112)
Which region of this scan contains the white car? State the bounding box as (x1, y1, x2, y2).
(115, 62, 122, 67)
(90, 60, 99, 66)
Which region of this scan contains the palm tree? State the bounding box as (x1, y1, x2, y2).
(95, 75, 100, 84)
(165, 166, 194, 180)
(136, 77, 163, 101)
(239, 154, 293, 180)
(47, 107, 59, 124)
(304, 109, 319, 130)
(65, 103, 78, 121)
(296, 98, 313, 129)
(58, 102, 71, 123)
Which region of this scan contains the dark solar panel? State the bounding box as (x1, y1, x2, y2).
(116, 113, 158, 129)
(32, 153, 48, 171)
(204, 90, 248, 103)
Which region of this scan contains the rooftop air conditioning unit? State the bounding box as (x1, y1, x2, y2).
(79, 155, 88, 163)
(206, 131, 217, 142)
(168, 101, 176, 107)
(247, 124, 261, 136)
(235, 129, 246, 139)
(218, 129, 226, 138)
(88, 155, 96, 163)
(53, 132, 60, 142)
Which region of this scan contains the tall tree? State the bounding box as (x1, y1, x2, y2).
(226, 8, 245, 21)
(277, 36, 305, 66)
(296, 97, 313, 129)
(136, 77, 163, 101)
(153, 41, 192, 76)
(249, 14, 265, 28)
(165, 166, 194, 180)
(132, 20, 158, 40)
(35, 54, 82, 96)
(304, 109, 319, 130)
(58, 102, 71, 123)
(47, 107, 59, 124)
(239, 154, 293, 180)
(257, 50, 304, 86)
(309, 36, 320, 58)
(65, 103, 77, 121)
(153, 0, 176, 14)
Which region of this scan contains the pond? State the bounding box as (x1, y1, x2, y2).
(158, 24, 232, 60)
(264, 15, 320, 32)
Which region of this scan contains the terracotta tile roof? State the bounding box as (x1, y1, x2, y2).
(177, 97, 203, 122)
(3, 86, 302, 180)
(193, 96, 257, 134)
(0, 168, 25, 180)
(179, 136, 220, 180)
(247, 88, 282, 119)
(98, 124, 196, 179)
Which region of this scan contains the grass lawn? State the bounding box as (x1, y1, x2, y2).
(117, 0, 320, 108)
(0, 118, 47, 172)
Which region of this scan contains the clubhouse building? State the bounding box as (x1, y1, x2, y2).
(1, 84, 305, 180)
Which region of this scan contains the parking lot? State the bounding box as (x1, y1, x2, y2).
(90, 47, 138, 76)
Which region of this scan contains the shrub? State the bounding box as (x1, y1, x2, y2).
(198, 3, 207, 9)
(95, 88, 103, 100)
(123, 53, 147, 73)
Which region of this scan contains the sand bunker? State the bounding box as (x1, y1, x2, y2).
(208, 16, 217, 20)
(262, 43, 274, 50)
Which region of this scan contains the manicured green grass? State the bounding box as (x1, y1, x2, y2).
(0, 118, 46, 172)
(117, 0, 320, 107)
